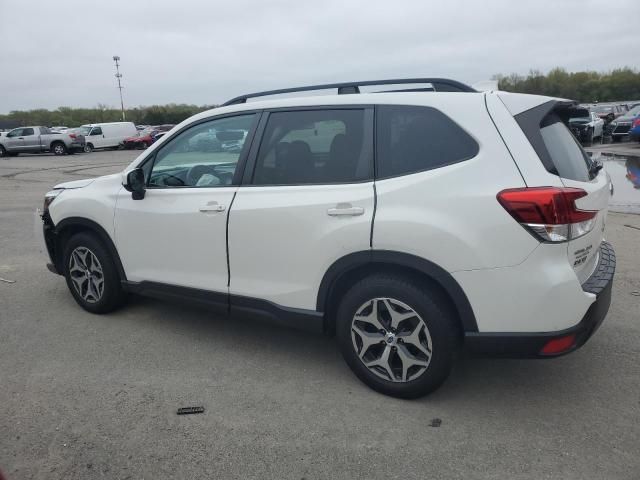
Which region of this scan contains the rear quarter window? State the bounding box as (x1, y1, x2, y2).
(540, 114, 591, 182)
(515, 102, 592, 182)
(376, 105, 478, 179)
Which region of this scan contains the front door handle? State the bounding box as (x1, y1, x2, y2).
(327, 204, 364, 217)
(199, 201, 226, 213)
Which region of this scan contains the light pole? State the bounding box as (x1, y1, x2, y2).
(112, 56, 125, 121)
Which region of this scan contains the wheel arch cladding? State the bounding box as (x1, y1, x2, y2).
(55, 217, 127, 281)
(317, 250, 478, 334)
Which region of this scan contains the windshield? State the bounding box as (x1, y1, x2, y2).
(78, 126, 92, 135)
(627, 106, 640, 117)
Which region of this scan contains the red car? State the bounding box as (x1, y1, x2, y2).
(123, 130, 157, 149)
(123, 126, 173, 149)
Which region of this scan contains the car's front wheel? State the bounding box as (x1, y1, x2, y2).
(336, 274, 458, 399)
(62, 232, 126, 314)
(84, 143, 94, 153)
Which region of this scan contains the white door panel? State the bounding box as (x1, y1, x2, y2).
(228, 183, 374, 309)
(114, 187, 236, 291)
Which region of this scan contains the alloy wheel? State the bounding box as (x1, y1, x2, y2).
(68, 246, 104, 303)
(351, 297, 432, 382)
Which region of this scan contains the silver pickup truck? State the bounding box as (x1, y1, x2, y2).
(0, 126, 85, 157)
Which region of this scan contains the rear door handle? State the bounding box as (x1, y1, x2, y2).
(199, 202, 226, 213)
(327, 204, 364, 217)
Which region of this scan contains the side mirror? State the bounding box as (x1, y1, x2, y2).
(124, 168, 146, 200)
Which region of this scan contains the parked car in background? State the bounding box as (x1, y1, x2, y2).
(153, 124, 175, 132)
(123, 129, 167, 149)
(79, 122, 138, 152)
(629, 117, 640, 142)
(51, 126, 69, 133)
(607, 105, 640, 141)
(593, 104, 625, 124)
(569, 109, 604, 144)
(0, 126, 85, 157)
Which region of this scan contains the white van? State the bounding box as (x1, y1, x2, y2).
(80, 122, 137, 152)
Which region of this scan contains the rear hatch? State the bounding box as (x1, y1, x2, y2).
(512, 99, 611, 284)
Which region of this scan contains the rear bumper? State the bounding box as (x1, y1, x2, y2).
(465, 241, 615, 358)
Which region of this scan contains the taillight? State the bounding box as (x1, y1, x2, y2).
(632, 118, 640, 128)
(497, 187, 597, 242)
(68, 133, 77, 139)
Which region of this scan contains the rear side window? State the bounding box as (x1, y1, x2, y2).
(22, 128, 34, 136)
(252, 109, 372, 185)
(516, 103, 592, 182)
(540, 114, 591, 182)
(376, 105, 478, 179)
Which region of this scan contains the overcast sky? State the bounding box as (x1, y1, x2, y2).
(0, 0, 638, 113)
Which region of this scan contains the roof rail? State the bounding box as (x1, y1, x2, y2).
(221, 78, 477, 106)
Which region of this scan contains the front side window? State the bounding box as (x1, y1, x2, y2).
(7, 129, 22, 137)
(91, 127, 103, 136)
(148, 113, 256, 188)
(252, 109, 370, 185)
(376, 105, 478, 179)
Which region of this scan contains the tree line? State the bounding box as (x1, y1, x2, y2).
(495, 67, 640, 103)
(0, 103, 216, 129)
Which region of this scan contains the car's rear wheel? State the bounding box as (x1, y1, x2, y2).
(336, 274, 458, 398)
(52, 142, 67, 155)
(62, 232, 126, 314)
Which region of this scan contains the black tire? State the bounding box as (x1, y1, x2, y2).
(84, 143, 93, 153)
(0, 145, 6, 157)
(336, 274, 459, 399)
(587, 128, 594, 145)
(62, 232, 126, 314)
(51, 142, 67, 155)
(139, 142, 148, 149)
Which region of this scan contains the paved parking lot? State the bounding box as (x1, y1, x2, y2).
(1, 150, 639, 479)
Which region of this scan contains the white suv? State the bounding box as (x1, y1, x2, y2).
(40, 78, 615, 398)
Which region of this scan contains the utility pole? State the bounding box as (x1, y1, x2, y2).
(112, 56, 125, 121)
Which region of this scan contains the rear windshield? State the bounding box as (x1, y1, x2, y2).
(540, 114, 591, 182)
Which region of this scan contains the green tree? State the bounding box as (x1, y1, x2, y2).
(496, 67, 640, 102)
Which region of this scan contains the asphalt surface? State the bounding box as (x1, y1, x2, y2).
(1, 150, 639, 479)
